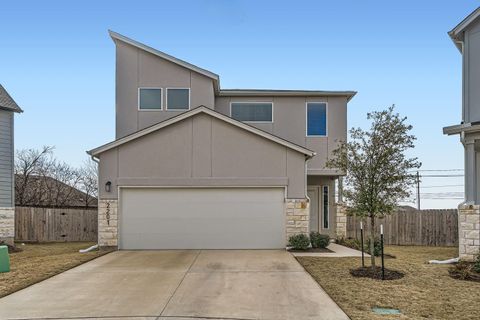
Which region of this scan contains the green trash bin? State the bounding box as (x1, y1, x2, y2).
(0, 245, 10, 273)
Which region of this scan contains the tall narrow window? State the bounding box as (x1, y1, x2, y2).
(231, 102, 273, 122)
(323, 185, 329, 229)
(167, 88, 190, 110)
(307, 102, 327, 136)
(139, 88, 162, 110)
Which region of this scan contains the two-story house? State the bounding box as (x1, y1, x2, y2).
(0, 85, 22, 246)
(444, 7, 480, 261)
(88, 31, 356, 249)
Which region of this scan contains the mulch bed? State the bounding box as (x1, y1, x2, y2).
(448, 262, 480, 282)
(350, 266, 405, 280)
(288, 247, 333, 253)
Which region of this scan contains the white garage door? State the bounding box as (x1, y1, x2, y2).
(119, 187, 286, 249)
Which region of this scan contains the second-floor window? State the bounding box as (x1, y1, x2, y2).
(167, 88, 190, 110)
(307, 102, 327, 136)
(231, 102, 273, 122)
(139, 88, 162, 110)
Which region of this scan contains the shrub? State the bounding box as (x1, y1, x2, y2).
(449, 261, 480, 282)
(288, 234, 310, 250)
(474, 254, 480, 273)
(310, 232, 330, 248)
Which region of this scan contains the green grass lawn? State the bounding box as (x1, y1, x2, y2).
(0, 242, 112, 298)
(297, 246, 480, 320)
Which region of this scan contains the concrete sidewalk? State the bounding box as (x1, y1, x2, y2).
(291, 243, 370, 257)
(0, 250, 349, 320)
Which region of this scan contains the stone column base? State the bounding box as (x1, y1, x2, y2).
(98, 200, 118, 248)
(458, 204, 480, 261)
(336, 203, 348, 239)
(0, 207, 14, 246)
(285, 199, 310, 244)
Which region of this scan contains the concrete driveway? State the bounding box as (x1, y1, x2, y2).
(0, 250, 349, 320)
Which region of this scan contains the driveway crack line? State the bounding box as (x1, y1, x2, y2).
(156, 250, 202, 320)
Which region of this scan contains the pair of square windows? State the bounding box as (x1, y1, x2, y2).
(139, 88, 190, 110)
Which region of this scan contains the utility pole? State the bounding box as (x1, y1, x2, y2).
(416, 171, 420, 210)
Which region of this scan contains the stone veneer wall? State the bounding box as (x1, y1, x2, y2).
(336, 203, 348, 239)
(98, 200, 118, 248)
(0, 207, 14, 245)
(458, 203, 480, 261)
(285, 199, 309, 243)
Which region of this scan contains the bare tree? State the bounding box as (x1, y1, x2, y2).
(78, 157, 98, 208)
(14, 146, 54, 206)
(41, 159, 82, 208)
(15, 147, 91, 208)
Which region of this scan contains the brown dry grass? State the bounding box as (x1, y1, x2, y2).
(0, 242, 112, 298)
(297, 246, 480, 320)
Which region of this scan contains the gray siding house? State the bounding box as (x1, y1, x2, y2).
(444, 7, 480, 261)
(89, 31, 356, 249)
(0, 85, 22, 245)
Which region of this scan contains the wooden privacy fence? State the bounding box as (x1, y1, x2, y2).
(346, 209, 458, 246)
(15, 206, 97, 242)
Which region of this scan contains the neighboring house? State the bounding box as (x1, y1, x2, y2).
(0, 85, 22, 245)
(88, 31, 356, 249)
(15, 175, 97, 208)
(443, 7, 480, 261)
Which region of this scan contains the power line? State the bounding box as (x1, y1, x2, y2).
(420, 174, 464, 177)
(417, 169, 464, 172)
(409, 169, 464, 172)
(420, 184, 464, 188)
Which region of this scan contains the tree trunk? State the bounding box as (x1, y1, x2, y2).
(369, 214, 376, 269)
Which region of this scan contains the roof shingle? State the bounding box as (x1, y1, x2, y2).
(0, 85, 23, 113)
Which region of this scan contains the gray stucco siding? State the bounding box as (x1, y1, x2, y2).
(465, 24, 480, 123)
(0, 110, 13, 207)
(98, 113, 307, 199)
(115, 40, 215, 139)
(214, 95, 347, 175)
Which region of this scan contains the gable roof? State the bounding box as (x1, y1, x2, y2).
(109, 30, 220, 93)
(88, 106, 316, 158)
(0, 85, 23, 113)
(449, 7, 480, 51)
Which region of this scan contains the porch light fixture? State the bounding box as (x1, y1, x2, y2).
(105, 181, 112, 193)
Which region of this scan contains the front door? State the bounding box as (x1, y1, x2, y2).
(307, 188, 319, 232)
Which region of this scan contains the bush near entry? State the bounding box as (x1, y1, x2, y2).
(288, 234, 310, 250)
(310, 232, 330, 248)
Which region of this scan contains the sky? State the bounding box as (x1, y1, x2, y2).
(0, 0, 478, 209)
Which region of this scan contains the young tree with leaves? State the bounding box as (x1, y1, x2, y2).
(327, 106, 420, 268)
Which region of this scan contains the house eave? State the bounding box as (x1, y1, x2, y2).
(448, 7, 480, 52)
(0, 106, 23, 113)
(443, 123, 480, 135)
(218, 89, 357, 102)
